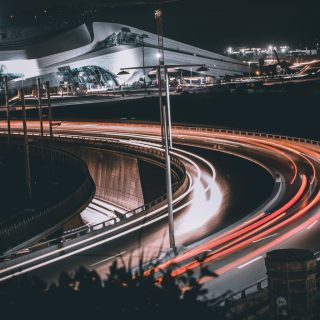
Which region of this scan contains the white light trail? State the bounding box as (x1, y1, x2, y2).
(252, 233, 278, 243)
(237, 256, 263, 269)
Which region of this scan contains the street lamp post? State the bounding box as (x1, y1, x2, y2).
(120, 62, 205, 255)
(155, 8, 176, 254)
(4, 76, 11, 144)
(155, 8, 166, 149)
(117, 9, 206, 255)
(165, 69, 172, 149)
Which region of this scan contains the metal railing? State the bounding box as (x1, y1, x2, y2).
(48, 133, 186, 181)
(210, 277, 268, 308)
(0, 124, 318, 263)
(170, 125, 320, 147)
(0, 132, 188, 262)
(1, 125, 319, 147)
(100, 122, 319, 146)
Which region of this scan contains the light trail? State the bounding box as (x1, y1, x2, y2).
(252, 233, 278, 243)
(0, 130, 222, 278)
(214, 191, 320, 277)
(146, 175, 307, 275)
(237, 256, 263, 269)
(0, 121, 319, 293)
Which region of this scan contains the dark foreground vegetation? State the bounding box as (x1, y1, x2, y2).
(0, 259, 223, 319)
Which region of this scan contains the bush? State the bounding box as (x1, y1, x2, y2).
(0, 255, 222, 319)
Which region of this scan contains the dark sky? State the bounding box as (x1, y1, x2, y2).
(113, 0, 320, 51)
(1, 0, 320, 52)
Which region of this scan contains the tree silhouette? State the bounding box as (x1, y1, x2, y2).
(0, 252, 221, 319)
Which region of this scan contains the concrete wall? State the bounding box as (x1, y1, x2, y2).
(66, 146, 144, 211)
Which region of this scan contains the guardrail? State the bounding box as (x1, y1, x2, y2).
(210, 277, 268, 309)
(171, 125, 320, 147)
(0, 139, 95, 254)
(0, 132, 188, 262)
(0, 125, 318, 264)
(108, 122, 320, 146)
(1, 124, 319, 148)
(47, 133, 186, 182)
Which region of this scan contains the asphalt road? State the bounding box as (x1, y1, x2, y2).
(0, 121, 319, 298)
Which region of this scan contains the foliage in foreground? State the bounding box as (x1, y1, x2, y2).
(0, 256, 223, 319)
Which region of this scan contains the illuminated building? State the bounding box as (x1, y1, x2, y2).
(0, 22, 248, 91)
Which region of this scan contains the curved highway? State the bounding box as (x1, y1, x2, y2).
(0, 121, 320, 297)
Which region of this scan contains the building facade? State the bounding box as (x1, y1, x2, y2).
(0, 22, 248, 92)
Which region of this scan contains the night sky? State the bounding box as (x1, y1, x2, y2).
(1, 0, 320, 52)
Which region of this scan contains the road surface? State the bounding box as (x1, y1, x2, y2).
(0, 121, 319, 298)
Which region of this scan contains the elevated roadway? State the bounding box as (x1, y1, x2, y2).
(0, 121, 319, 297)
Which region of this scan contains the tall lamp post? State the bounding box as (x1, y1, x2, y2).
(118, 8, 206, 255)
(4, 76, 11, 144)
(154, 7, 176, 254)
(120, 62, 205, 256)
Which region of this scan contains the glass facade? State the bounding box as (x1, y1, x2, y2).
(0, 72, 23, 94)
(58, 65, 118, 90)
(93, 27, 141, 52)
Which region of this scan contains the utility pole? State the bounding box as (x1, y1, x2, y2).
(37, 78, 44, 152)
(45, 81, 53, 138)
(119, 65, 203, 258)
(155, 8, 165, 147)
(20, 89, 32, 200)
(4, 76, 11, 144)
(165, 69, 172, 148)
(155, 8, 176, 254)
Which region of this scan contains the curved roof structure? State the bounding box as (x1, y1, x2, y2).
(0, 21, 248, 88)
